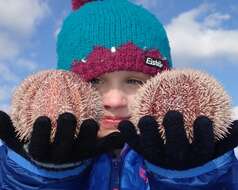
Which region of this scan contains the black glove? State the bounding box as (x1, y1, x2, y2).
(118, 110, 238, 170)
(0, 110, 124, 169)
(215, 120, 238, 157)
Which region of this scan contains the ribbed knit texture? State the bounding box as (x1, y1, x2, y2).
(72, 42, 169, 81)
(57, 0, 172, 77)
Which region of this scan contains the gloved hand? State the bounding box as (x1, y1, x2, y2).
(0, 110, 123, 169)
(118, 110, 238, 170)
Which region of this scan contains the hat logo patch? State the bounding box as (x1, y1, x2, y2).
(145, 57, 164, 68)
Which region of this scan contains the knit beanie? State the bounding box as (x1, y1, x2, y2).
(57, 0, 172, 81)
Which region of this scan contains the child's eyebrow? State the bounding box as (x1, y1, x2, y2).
(127, 74, 150, 80)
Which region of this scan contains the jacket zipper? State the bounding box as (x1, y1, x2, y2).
(110, 155, 121, 190)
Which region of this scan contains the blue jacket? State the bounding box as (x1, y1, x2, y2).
(0, 140, 238, 190)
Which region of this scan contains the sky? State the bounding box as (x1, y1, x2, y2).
(0, 0, 237, 119)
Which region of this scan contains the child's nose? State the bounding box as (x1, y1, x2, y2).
(103, 89, 127, 109)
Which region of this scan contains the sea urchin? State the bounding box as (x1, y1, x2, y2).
(131, 69, 232, 143)
(11, 70, 103, 142)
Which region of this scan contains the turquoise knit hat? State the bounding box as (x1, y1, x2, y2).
(57, 0, 172, 80)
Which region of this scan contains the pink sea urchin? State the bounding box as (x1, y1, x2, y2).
(11, 70, 103, 142)
(131, 69, 232, 143)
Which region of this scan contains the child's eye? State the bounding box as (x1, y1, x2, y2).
(89, 78, 102, 85)
(127, 79, 143, 85)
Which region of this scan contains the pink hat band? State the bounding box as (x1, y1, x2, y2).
(71, 42, 170, 81)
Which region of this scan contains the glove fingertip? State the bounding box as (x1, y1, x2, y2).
(163, 110, 184, 128)
(138, 115, 159, 132)
(0, 110, 11, 120)
(0, 111, 14, 134)
(33, 116, 51, 132)
(79, 119, 99, 139)
(0, 111, 20, 146)
(55, 112, 78, 142)
(29, 116, 52, 162)
(215, 119, 238, 158)
(193, 116, 212, 128)
(230, 120, 238, 133)
(57, 112, 77, 128)
(193, 115, 213, 141)
(81, 118, 99, 131)
(118, 120, 137, 136)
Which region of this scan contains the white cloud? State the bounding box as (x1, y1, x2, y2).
(16, 58, 38, 71)
(0, 62, 20, 82)
(0, 0, 50, 115)
(0, 54, 39, 84)
(166, 4, 238, 66)
(0, 32, 20, 60)
(0, 0, 49, 35)
(0, 0, 49, 85)
(203, 12, 230, 28)
(232, 107, 238, 120)
(0, 85, 15, 101)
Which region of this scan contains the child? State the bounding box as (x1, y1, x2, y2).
(59, 0, 238, 189)
(0, 0, 238, 189)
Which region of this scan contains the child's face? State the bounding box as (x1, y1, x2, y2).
(90, 71, 151, 137)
